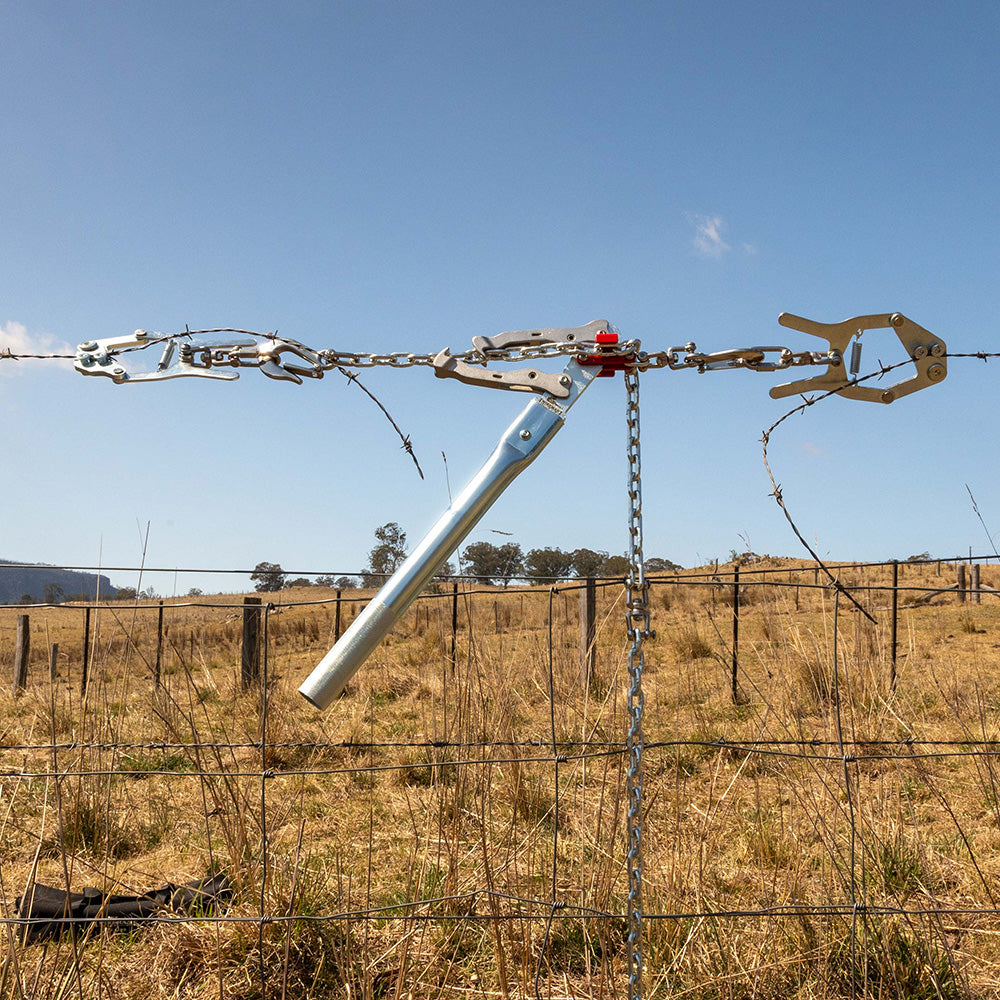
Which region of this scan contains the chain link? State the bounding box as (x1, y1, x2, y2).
(109, 331, 839, 378)
(624, 368, 649, 1000)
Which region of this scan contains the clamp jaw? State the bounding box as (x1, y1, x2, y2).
(75, 331, 327, 385)
(769, 312, 947, 403)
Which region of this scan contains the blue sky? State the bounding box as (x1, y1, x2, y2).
(3, 2, 999, 595)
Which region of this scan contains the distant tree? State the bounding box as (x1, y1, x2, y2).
(287, 577, 313, 588)
(524, 547, 575, 581)
(462, 541, 523, 585)
(315, 575, 336, 588)
(139, 586, 158, 600)
(43, 583, 64, 605)
(363, 522, 407, 587)
(251, 561, 286, 592)
(116, 586, 138, 601)
(906, 551, 932, 563)
(18, 593, 35, 605)
(601, 554, 630, 577)
(187, 588, 204, 597)
(571, 548, 607, 578)
(434, 561, 456, 581)
(335, 576, 358, 589)
(645, 556, 682, 574)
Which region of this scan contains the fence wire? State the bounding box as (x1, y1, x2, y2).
(3, 562, 1000, 998)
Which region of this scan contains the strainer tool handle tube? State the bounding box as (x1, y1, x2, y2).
(298, 358, 598, 710)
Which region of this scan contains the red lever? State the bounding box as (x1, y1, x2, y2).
(577, 330, 636, 376)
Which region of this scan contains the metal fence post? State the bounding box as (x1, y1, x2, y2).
(890, 560, 898, 691)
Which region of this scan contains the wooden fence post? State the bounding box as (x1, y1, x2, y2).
(731, 566, 740, 703)
(241, 596, 262, 687)
(334, 589, 342, 642)
(890, 560, 899, 691)
(13, 614, 29, 695)
(81, 606, 91, 696)
(450, 581, 459, 668)
(155, 600, 164, 687)
(973, 563, 981, 605)
(958, 564, 967, 604)
(578, 577, 596, 689)
(49, 642, 59, 683)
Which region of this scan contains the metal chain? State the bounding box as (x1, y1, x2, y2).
(624, 368, 649, 1000)
(106, 330, 840, 377)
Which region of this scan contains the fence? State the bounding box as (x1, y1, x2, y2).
(3, 556, 1000, 998)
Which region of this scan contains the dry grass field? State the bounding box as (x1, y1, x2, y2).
(3, 558, 1000, 999)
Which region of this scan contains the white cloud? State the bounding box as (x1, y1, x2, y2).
(690, 213, 731, 259)
(0, 321, 74, 375)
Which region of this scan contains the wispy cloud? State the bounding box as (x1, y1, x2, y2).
(690, 213, 730, 259)
(798, 440, 824, 457)
(0, 321, 74, 375)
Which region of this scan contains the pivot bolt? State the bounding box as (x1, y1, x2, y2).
(134, 329, 148, 340)
(80, 341, 97, 352)
(558, 374, 571, 387)
(930, 342, 945, 357)
(881, 389, 896, 403)
(890, 313, 905, 328)
(913, 346, 928, 360)
(927, 363, 945, 382)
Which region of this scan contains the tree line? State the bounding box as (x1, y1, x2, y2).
(250, 522, 680, 592)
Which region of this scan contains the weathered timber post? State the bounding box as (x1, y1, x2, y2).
(579, 577, 596, 690)
(81, 606, 91, 696)
(890, 560, 899, 692)
(957, 564, 967, 604)
(13, 614, 29, 694)
(973, 563, 981, 605)
(731, 566, 740, 703)
(334, 589, 342, 642)
(241, 596, 262, 687)
(155, 600, 164, 687)
(49, 642, 59, 683)
(450, 581, 459, 668)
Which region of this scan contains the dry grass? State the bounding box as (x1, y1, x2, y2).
(1, 559, 1000, 997)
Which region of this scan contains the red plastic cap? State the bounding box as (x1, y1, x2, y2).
(595, 331, 618, 344)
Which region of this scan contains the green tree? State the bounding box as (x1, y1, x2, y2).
(524, 547, 574, 581)
(601, 554, 630, 577)
(363, 522, 407, 587)
(43, 583, 64, 605)
(287, 577, 313, 588)
(251, 561, 286, 592)
(571, 548, 607, 578)
(645, 556, 681, 574)
(462, 541, 523, 586)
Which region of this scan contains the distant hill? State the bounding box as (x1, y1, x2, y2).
(0, 559, 117, 605)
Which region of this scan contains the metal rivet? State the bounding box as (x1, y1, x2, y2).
(927, 363, 945, 382)
(890, 313, 904, 328)
(558, 374, 571, 386)
(520, 429, 531, 440)
(881, 389, 896, 403)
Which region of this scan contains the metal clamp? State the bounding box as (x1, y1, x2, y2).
(433, 320, 615, 397)
(75, 331, 246, 383)
(769, 312, 947, 403)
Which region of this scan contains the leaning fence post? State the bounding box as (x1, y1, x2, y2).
(578, 577, 596, 689)
(13, 614, 29, 695)
(731, 566, 740, 703)
(957, 563, 967, 604)
(241, 596, 262, 687)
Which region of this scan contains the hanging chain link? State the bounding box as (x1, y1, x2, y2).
(624, 368, 650, 1000)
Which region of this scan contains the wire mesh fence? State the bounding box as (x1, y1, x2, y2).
(3, 557, 1000, 998)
